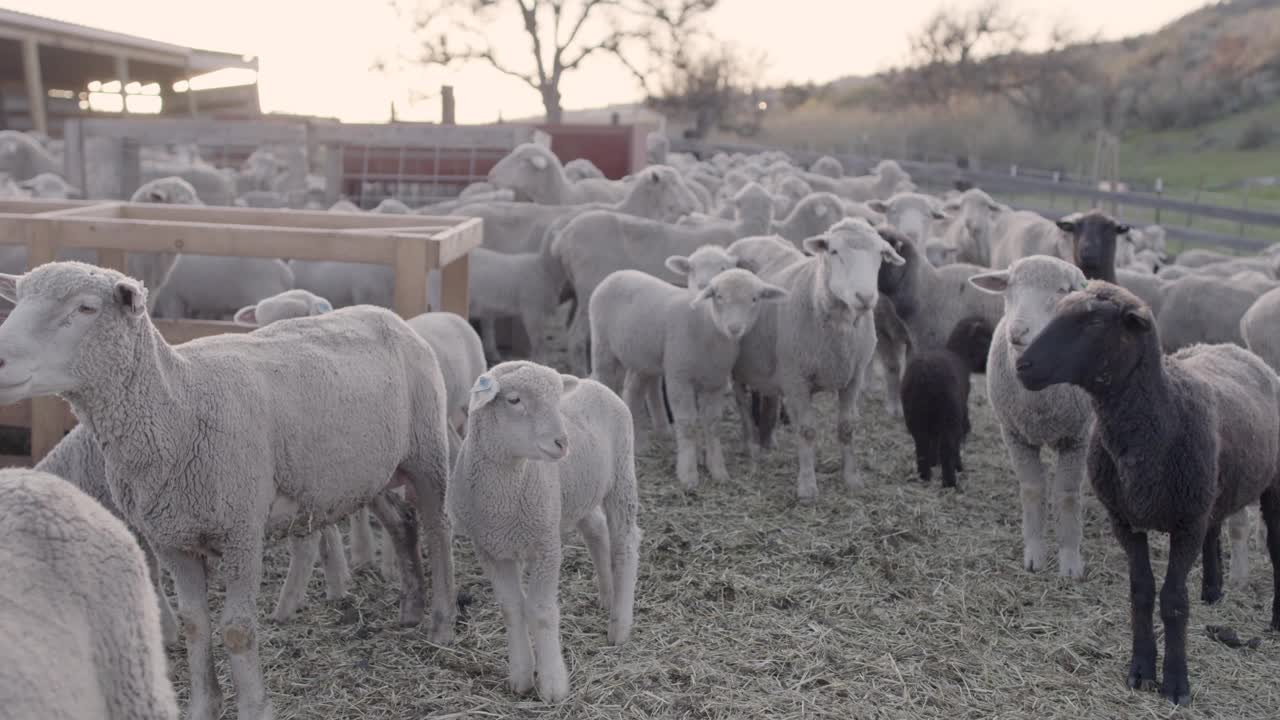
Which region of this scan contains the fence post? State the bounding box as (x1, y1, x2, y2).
(1240, 180, 1252, 238)
(1154, 177, 1163, 225)
(441, 86, 456, 125)
(1188, 174, 1206, 227)
(1050, 171, 1060, 209)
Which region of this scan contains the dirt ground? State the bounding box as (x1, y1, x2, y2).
(165, 368, 1280, 720)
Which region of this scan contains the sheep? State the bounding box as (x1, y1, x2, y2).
(939, 188, 1003, 266)
(330, 198, 361, 212)
(590, 267, 788, 489)
(564, 157, 606, 181)
(152, 254, 295, 321)
(1174, 248, 1234, 268)
(1054, 210, 1130, 282)
(1156, 274, 1277, 352)
(1116, 269, 1168, 317)
(899, 316, 993, 488)
(0, 468, 179, 719)
(234, 190, 290, 208)
(449, 361, 641, 703)
(439, 246, 565, 363)
(773, 175, 813, 218)
(875, 228, 1004, 353)
(733, 218, 905, 501)
(969, 257, 1093, 578)
(141, 163, 236, 207)
(0, 261, 456, 719)
(374, 197, 412, 214)
(1189, 256, 1280, 279)
(646, 131, 670, 166)
(0, 129, 60, 180)
(803, 159, 910, 202)
(233, 288, 333, 327)
(772, 192, 846, 244)
(989, 210, 1069, 270)
(488, 143, 626, 204)
(1015, 281, 1280, 705)
(1123, 248, 1167, 274)
(16, 171, 81, 199)
(868, 192, 946, 247)
(809, 155, 844, 178)
(925, 236, 961, 266)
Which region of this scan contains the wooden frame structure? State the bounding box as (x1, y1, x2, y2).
(0, 198, 481, 464)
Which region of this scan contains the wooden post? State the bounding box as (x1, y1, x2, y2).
(21, 37, 47, 136)
(441, 86, 455, 125)
(1188, 174, 1205, 227)
(27, 220, 61, 462)
(120, 138, 141, 200)
(63, 118, 86, 193)
(1154, 177, 1163, 225)
(115, 56, 130, 114)
(185, 61, 199, 117)
(1240, 181, 1252, 238)
(392, 237, 428, 319)
(439, 254, 469, 317)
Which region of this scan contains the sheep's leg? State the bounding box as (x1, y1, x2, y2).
(481, 554, 534, 695)
(162, 550, 223, 720)
(1052, 444, 1087, 579)
(648, 378, 673, 439)
(621, 373, 651, 453)
(319, 524, 351, 601)
(758, 394, 781, 450)
(401, 451, 457, 645)
(604, 455, 640, 647)
(783, 383, 819, 502)
(940, 435, 960, 490)
(914, 438, 935, 483)
(1260, 487, 1280, 631)
(699, 385, 730, 484)
(667, 375, 701, 492)
(217, 542, 273, 720)
(142, 542, 180, 647)
(349, 507, 376, 569)
(732, 383, 759, 460)
(480, 317, 503, 363)
(1227, 508, 1251, 589)
(380, 497, 401, 581)
(837, 380, 864, 490)
(1110, 518, 1158, 693)
(1157, 529, 1202, 705)
(272, 533, 320, 622)
(567, 299, 592, 376)
(366, 491, 427, 628)
(525, 544, 569, 703)
(876, 339, 904, 418)
(520, 307, 547, 362)
(577, 507, 614, 610)
(1200, 523, 1224, 604)
(1002, 429, 1048, 573)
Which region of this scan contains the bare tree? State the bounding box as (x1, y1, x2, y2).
(644, 45, 766, 139)
(902, 0, 1028, 106)
(393, 0, 719, 123)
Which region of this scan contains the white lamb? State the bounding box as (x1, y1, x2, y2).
(564, 158, 606, 181)
(0, 468, 178, 720)
(590, 267, 787, 489)
(0, 262, 456, 720)
(733, 218, 905, 501)
(488, 143, 625, 204)
(970, 257, 1091, 577)
(449, 361, 641, 703)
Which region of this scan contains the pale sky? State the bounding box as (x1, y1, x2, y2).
(2, 0, 1209, 124)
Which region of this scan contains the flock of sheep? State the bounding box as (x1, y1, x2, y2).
(0, 126, 1278, 717)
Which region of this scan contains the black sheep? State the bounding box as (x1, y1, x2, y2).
(1017, 281, 1280, 705)
(899, 316, 994, 488)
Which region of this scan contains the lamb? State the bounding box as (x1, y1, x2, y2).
(590, 267, 787, 489)
(773, 175, 813, 218)
(564, 157, 606, 181)
(449, 361, 641, 703)
(733, 218, 905, 501)
(233, 288, 333, 326)
(899, 316, 993, 488)
(0, 129, 60, 180)
(444, 246, 565, 362)
(0, 468, 179, 719)
(1015, 281, 1280, 705)
(152, 254, 295, 320)
(141, 163, 236, 207)
(17, 171, 81, 199)
(488, 142, 626, 204)
(868, 192, 946, 247)
(0, 261, 456, 720)
(939, 188, 1003, 266)
(969, 257, 1093, 577)
(646, 131, 670, 165)
(1156, 274, 1276, 351)
(803, 159, 910, 202)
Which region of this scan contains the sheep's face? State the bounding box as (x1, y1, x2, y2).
(946, 190, 1001, 247)
(970, 256, 1087, 359)
(1016, 282, 1154, 392)
(787, 194, 842, 238)
(1058, 212, 1129, 282)
(564, 159, 603, 182)
(690, 269, 788, 340)
(469, 362, 576, 462)
(666, 247, 741, 292)
(488, 144, 560, 202)
(630, 167, 701, 222)
(945, 317, 995, 374)
(805, 218, 905, 315)
(0, 263, 147, 404)
(810, 157, 843, 179)
(869, 195, 946, 245)
(733, 183, 775, 233)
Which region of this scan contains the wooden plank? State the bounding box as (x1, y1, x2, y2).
(439, 254, 469, 318)
(35, 202, 125, 218)
(116, 202, 458, 229)
(63, 118, 87, 193)
(0, 401, 31, 426)
(393, 237, 429, 319)
(153, 319, 253, 344)
(0, 199, 95, 215)
(21, 37, 46, 137)
(97, 249, 128, 274)
(435, 217, 484, 267)
(74, 117, 307, 145)
(309, 122, 540, 149)
(26, 220, 64, 460)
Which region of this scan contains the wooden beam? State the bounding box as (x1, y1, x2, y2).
(21, 37, 46, 136)
(115, 55, 130, 114)
(115, 202, 457, 229)
(393, 237, 429, 320)
(439, 254, 469, 318)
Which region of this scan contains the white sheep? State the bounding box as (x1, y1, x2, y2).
(0, 468, 179, 719)
(564, 157, 606, 181)
(0, 262, 456, 720)
(868, 192, 946, 247)
(938, 188, 1003, 266)
(449, 361, 641, 703)
(590, 267, 787, 488)
(1157, 273, 1277, 351)
(16, 171, 81, 199)
(733, 218, 905, 501)
(809, 155, 844, 178)
(646, 131, 670, 166)
(488, 143, 626, 204)
(969, 257, 1092, 577)
(0, 129, 61, 180)
(443, 246, 566, 363)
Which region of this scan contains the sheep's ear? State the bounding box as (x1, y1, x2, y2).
(968, 270, 1010, 294)
(0, 273, 17, 303)
(233, 305, 259, 326)
(1056, 220, 1077, 234)
(665, 255, 692, 276)
(880, 241, 906, 266)
(115, 279, 146, 316)
(469, 373, 500, 413)
(560, 374, 580, 393)
(1116, 223, 1131, 235)
(803, 236, 830, 255)
(1123, 308, 1153, 333)
(313, 299, 333, 314)
(868, 200, 889, 213)
(529, 154, 549, 171)
(757, 284, 788, 302)
(689, 284, 716, 308)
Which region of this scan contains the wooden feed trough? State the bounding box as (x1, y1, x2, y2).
(0, 198, 482, 464)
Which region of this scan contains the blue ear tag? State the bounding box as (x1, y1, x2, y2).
(474, 376, 493, 392)
(316, 300, 332, 314)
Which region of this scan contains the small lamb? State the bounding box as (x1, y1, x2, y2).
(590, 267, 788, 489)
(899, 317, 993, 488)
(449, 362, 641, 703)
(0, 468, 178, 719)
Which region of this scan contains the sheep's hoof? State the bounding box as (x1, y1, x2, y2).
(1201, 585, 1224, 605)
(1023, 545, 1047, 573)
(1058, 551, 1085, 579)
(1160, 672, 1191, 706)
(508, 670, 535, 696)
(1126, 656, 1158, 692)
